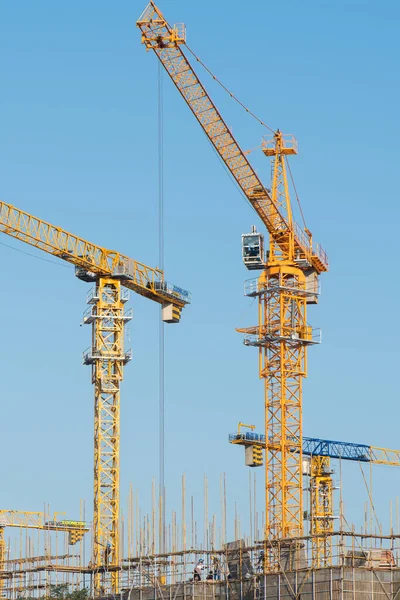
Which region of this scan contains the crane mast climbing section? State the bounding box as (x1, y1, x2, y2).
(308, 456, 334, 568)
(238, 134, 322, 559)
(83, 278, 132, 591)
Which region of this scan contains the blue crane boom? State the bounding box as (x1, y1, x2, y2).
(302, 437, 370, 462)
(229, 427, 400, 567)
(229, 432, 400, 467)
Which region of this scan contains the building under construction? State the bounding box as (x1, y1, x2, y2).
(1, 2, 398, 600)
(3, 530, 400, 600)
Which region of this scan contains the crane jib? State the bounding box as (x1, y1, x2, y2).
(137, 4, 328, 273)
(0, 200, 190, 307)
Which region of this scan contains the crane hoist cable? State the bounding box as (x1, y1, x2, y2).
(158, 59, 166, 555)
(184, 42, 313, 234)
(285, 156, 308, 231)
(0, 239, 72, 269)
(136, 12, 276, 132)
(172, 40, 309, 235)
(185, 43, 310, 234)
(184, 44, 275, 134)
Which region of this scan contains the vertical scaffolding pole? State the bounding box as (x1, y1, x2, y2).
(0, 527, 5, 598)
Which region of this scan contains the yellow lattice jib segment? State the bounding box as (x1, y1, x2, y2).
(137, 4, 328, 275)
(0, 200, 188, 308)
(369, 446, 400, 466)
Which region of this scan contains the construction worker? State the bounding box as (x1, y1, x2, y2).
(256, 550, 264, 572)
(193, 558, 205, 581)
(104, 542, 111, 567)
(211, 555, 221, 580)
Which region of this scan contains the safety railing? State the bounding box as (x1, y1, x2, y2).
(82, 347, 133, 364)
(82, 306, 94, 324)
(242, 327, 321, 346)
(244, 278, 260, 297)
(262, 134, 298, 155)
(313, 242, 329, 269)
(174, 23, 186, 43)
(294, 221, 312, 256)
(82, 306, 133, 324)
(229, 432, 265, 444)
(244, 277, 320, 297)
(86, 286, 130, 305)
(154, 281, 192, 304)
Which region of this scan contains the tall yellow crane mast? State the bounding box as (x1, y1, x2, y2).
(137, 2, 328, 569)
(0, 511, 88, 596)
(0, 201, 190, 593)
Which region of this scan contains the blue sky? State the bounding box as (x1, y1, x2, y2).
(0, 0, 399, 553)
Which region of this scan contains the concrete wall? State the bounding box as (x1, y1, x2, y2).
(259, 568, 400, 600)
(120, 568, 400, 600)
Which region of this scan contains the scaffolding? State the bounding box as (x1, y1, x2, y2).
(3, 531, 400, 600)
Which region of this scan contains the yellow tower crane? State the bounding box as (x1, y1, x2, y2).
(0, 510, 88, 596)
(303, 438, 400, 567)
(0, 201, 190, 593)
(137, 2, 328, 569)
(230, 429, 400, 567)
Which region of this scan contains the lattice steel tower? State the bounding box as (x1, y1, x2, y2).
(308, 456, 334, 567)
(238, 133, 321, 566)
(83, 277, 132, 591)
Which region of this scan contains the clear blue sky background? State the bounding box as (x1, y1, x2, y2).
(0, 0, 399, 551)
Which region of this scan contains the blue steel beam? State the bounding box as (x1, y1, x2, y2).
(302, 437, 371, 462)
(229, 433, 400, 466)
